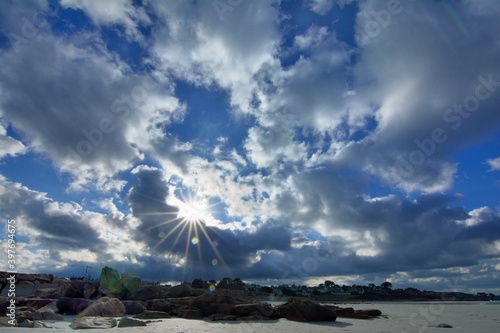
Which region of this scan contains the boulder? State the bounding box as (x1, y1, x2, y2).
(118, 317, 147, 327)
(209, 314, 237, 321)
(436, 323, 453, 328)
(333, 307, 355, 317)
(128, 285, 162, 300)
(354, 309, 382, 317)
(169, 283, 192, 298)
(0, 316, 16, 327)
(99, 266, 123, 295)
(277, 298, 337, 322)
(70, 317, 117, 329)
(134, 310, 171, 319)
(120, 273, 141, 296)
(56, 297, 93, 315)
(84, 282, 99, 299)
(181, 309, 204, 319)
(121, 300, 146, 315)
(188, 293, 240, 316)
(144, 299, 174, 313)
(16, 298, 53, 310)
(77, 297, 126, 318)
(27, 310, 65, 321)
(234, 303, 276, 318)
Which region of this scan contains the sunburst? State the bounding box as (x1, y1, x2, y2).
(142, 192, 230, 278)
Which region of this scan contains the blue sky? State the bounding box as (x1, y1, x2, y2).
(1, 0, 500, 293)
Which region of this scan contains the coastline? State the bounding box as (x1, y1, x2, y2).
(2, 301, 499, 332)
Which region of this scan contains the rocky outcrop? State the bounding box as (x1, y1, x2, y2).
(121, 300, 146, 315)
(56, 297, 93, 315)
(181, 308, 204, 319)
(234, 303, 277, 319)
(277, 298, 337, 322)
(168, 283, 193, 298)
(77, 297, 126, 317)
(70, 317, 117, 329)
(128, 285, 162, 300)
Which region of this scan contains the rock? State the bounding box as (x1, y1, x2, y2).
(118, 317, 147, 327)
(120, 273, 141, 296)
(240, 315, 274, 321)
(77, 297, 126, 317)
(37, 301, 59, 313)
(121, 300, 146, 315)
(209, 314, 237, 321)
(355, 309, 382, 317)
(234, 303, 277, 318)
(181, 309, 204, 319)
(436, 323, 453, 328)
(16, 298, 53, 310)
(144, 299, 174, 313)
(99, 266, 123, 295)
(277, 298, 337, 322)
(189, 293, 240, 316)
(0, 316, 16, 327)
(56, 297, 93, 315)
(16, 281, 35, 296)
(128, 285, 162, 300)
(134, 310, 171, 319)
(84, 282, 99, 299)
(60, 280, 88, 298)
(333, 307, 355, 317)
(169, 283, 193, 298)
(70, 317, 118, 329)
(33, 321, 55, 329)
(31, 310, 65, 321)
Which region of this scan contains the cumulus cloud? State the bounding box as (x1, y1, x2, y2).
(0, 23, 184, 191)
(0, 124, 27, 159)
(0, 0, 499, 292)
(486, 157, 500, 171)
(59, 0, 150, 43)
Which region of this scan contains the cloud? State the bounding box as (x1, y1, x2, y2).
(306, 0, 335, 15)
(332, 0, 500, 193)
(148, 0, 281, 113)
(486, 157, 500, 171)
(0, 16, 184, 191)
(0, 124, 27, 159)
(59, 0, 150, 43)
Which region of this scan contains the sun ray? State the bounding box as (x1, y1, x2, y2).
(151, 219, 186, 251)
(146, 216, 183, 232)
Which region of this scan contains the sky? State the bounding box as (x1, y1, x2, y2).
(0, 0, 499, 293)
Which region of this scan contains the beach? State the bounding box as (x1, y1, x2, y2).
(1, 302, 498, 332)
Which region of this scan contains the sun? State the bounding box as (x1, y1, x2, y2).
(177, 197, 211, 224)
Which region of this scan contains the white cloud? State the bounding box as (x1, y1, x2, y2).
(486, 157, 500, 171)
(59, 0, 150, 42)
(0, 29, 184, 192)
(0, 124, 27, 159)
(306, 0, 334, 15)
(149, 0, 281, 114)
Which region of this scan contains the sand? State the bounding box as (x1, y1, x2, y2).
(1, 302, 498, 332)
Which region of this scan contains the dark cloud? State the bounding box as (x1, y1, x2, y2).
(0, 176, 105, 252)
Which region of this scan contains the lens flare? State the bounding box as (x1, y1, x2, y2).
(212, 259, 218, 266)
(191, 237, 199, 245)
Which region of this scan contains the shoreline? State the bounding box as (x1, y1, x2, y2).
(1, 302, 500, 332)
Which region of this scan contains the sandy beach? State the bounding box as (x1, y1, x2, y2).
(2, 302, 499, 333)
